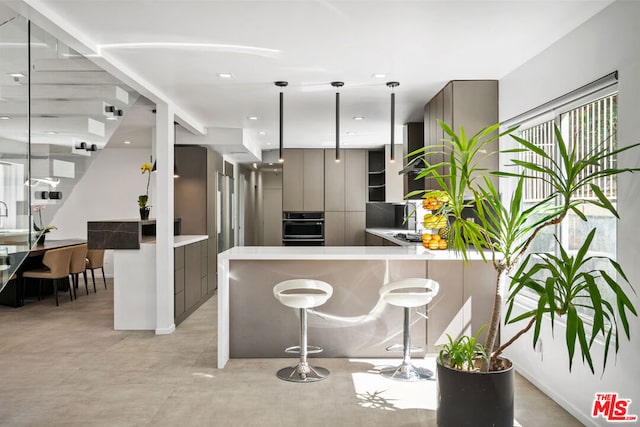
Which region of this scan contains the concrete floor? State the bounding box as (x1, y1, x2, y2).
(0, 279, 582, 426)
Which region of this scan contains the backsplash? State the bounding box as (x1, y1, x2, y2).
(365, 202, 416, 230)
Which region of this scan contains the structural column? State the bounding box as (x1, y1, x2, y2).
(155, 102, 175, 334)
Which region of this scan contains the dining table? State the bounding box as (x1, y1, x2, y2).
(0, 238, 87, 307)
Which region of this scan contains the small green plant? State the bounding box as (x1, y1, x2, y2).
(439, 326, 488, 371)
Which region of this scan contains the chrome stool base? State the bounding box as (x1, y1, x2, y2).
(277, 363, 329, 383)
(381, 362, 433, 382)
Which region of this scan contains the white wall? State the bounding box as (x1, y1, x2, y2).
(499, 2, 640, 425)
(51, 148, 152, 276)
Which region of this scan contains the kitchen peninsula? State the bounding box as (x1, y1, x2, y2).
(88, 219, 209, 331)
(217, 246, 495, 369)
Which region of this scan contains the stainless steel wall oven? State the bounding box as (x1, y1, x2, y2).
(282, 212, 324, 246)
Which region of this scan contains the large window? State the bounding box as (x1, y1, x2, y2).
(516, 92, 618, 314)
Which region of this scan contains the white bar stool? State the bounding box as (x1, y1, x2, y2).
(273, 279, 333, 383)
(379, 277, 440, 381)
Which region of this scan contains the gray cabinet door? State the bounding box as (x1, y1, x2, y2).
(345, 150, 366, 212)
(282, 149, 303, 211)
(185, 243, 202, 309)
(263, 188, 283, 246)
(345, 211, 365, 245)
(303, 150, 324, 211)
(324, 211, 345, 246)
(365, 232, 384, 246)
(324, 149, 345, 211)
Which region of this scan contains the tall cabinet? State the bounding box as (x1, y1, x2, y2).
(324, 149, 366, 246)
(424, 80, 498, 191)
(282, 149, 324, 212)
(174, 145, 223, 323)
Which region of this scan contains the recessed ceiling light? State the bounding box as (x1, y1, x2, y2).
(0, 116, 10, 120)
(258, 131, 266, 136)
(123, 140, 131, 145)
(372, 73, 387, 79)
(353, 116, 364, 121)
(8, 73, 25, 78)
(266, 142, 272, 146)
(106, 117, 118, 121)
(45, 131, 57, 135)
(269, 163, 274, 166)
(217, 72, 233, 78)
(248, 116, 259, 121)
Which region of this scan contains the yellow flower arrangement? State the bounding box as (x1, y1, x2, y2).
(138, 162, 153, 208)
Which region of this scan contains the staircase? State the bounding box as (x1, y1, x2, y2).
(0, 11, 140, 293)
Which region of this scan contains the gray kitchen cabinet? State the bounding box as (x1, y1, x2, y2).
(175, 145, 222, 293)
(174, 246, 185, 318)
(282, 149, 304, 211)
(303, 150, 325, 211)
(345, 150, 366, 211)
(365, 232, 384, 246)
(174, 240, 209, 325)
(423, 80, 498, 191)
(185, 243, 202, 310)
(263, 188, 283, 246)
(324, 211, 345, 246)
(345, 211, 365, 245)
(324, 150, 346, 211)
(403, 122, 425, 198)
(324, 149, 366, 246)
(282, 149, 324, 211)
(326, 211, 365, 246)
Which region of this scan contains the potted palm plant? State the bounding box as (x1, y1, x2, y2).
(408, 120, 639, 427)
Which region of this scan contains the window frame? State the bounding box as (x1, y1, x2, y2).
(501, 85, 619, 330)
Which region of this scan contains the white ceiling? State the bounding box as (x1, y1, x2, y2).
(7, 1, 614, 156)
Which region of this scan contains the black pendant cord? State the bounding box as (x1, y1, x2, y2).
(28, 20, 33, 245)
(275, 81, 288, 162)
(279, 91, 284, 161)
(331, 82, 344, 162)
(387, 82, 399, 163)
(335, 91, 340, 162)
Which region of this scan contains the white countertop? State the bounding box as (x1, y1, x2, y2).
(173, 235, 208, 247)
(218, 245, 489, 261)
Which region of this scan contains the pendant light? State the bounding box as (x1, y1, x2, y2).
(331, 81, 344, 162)
(275, 81, 288, 162)
(387, 81, 399, 163)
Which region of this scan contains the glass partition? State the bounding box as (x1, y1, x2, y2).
(1, 8, 139, 294)
(0, 12, 29, 289)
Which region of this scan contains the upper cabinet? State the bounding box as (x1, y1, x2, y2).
(344, 150, 366, 211)
(324, 149, 366, 246)
(424, 80, 498, 191)
(282, 149, 324, 211)
(403, 122, 425, 199)
(324, 149, 366, 212)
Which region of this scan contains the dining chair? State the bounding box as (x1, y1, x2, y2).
(85, 249, 107, 292)
(69, 244, 88, 298)
(22, 246, 73, 306)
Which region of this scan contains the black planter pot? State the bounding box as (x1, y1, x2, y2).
(437, 355, 514, 427)
(139, 207, 150, 220)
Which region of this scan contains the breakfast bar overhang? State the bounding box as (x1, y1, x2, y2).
(217, 246, 495, 369)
